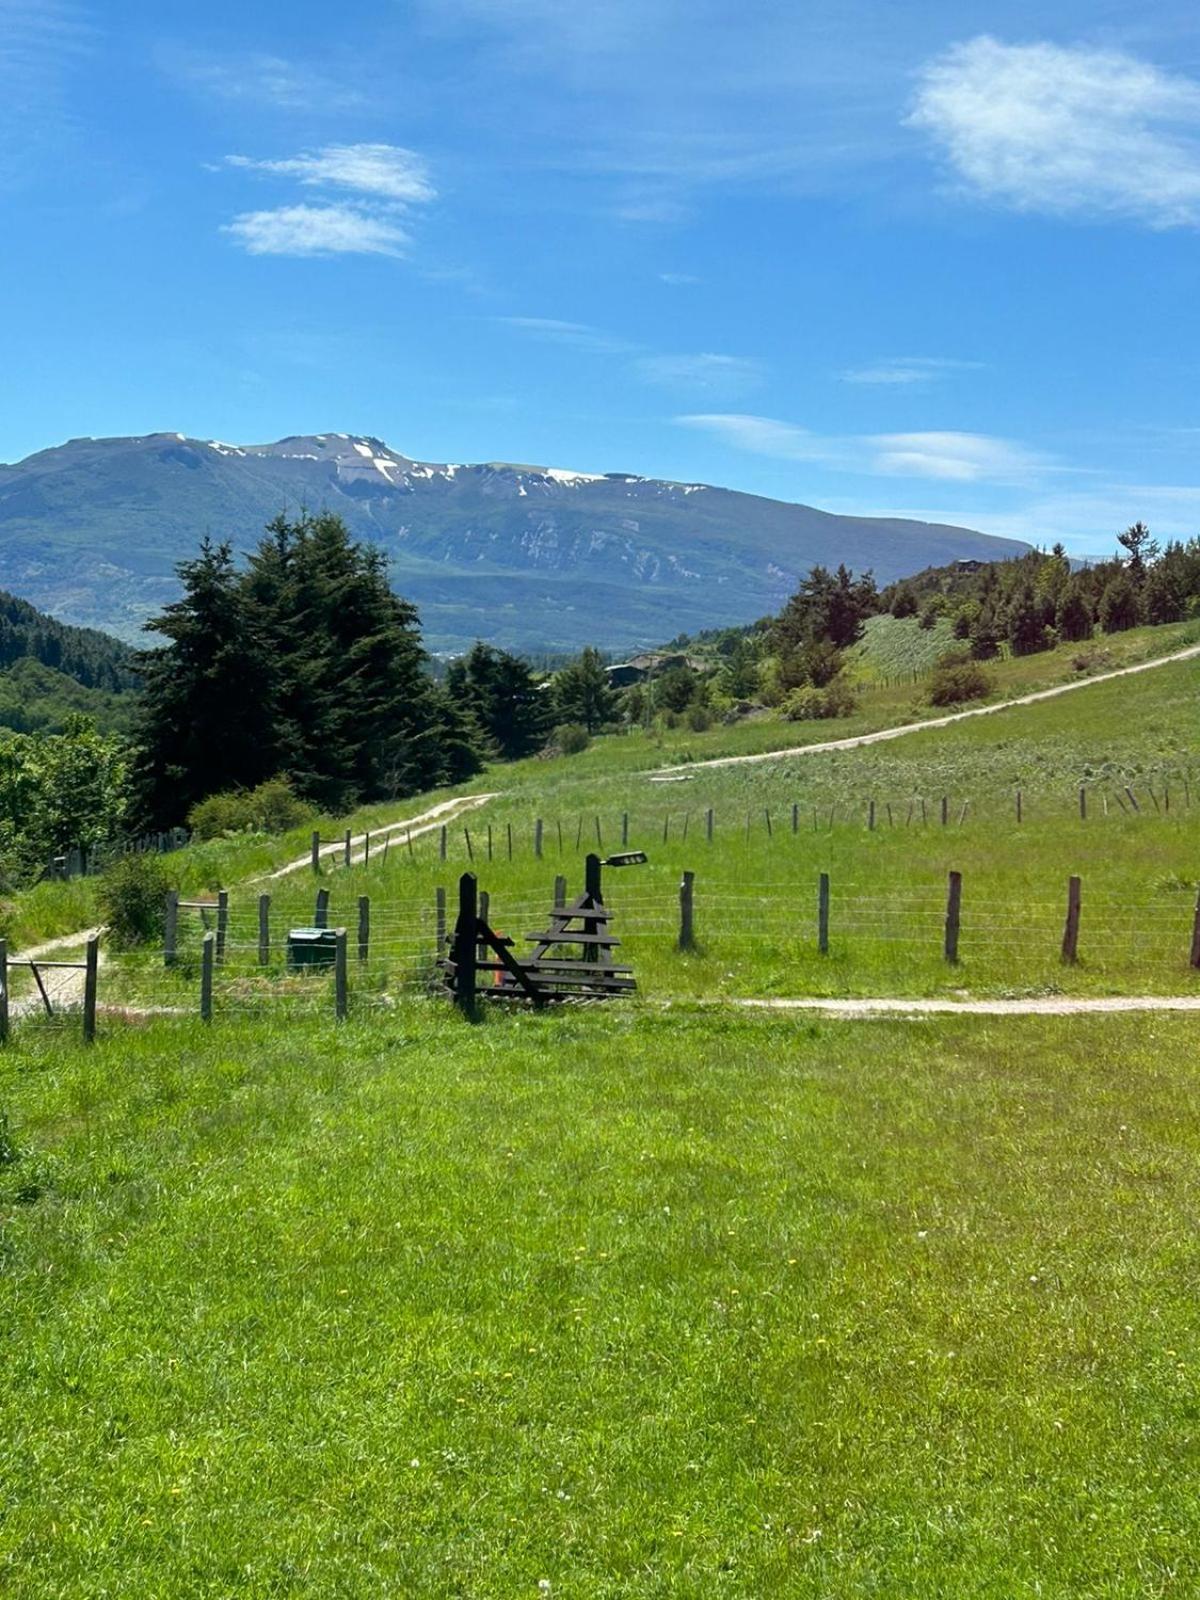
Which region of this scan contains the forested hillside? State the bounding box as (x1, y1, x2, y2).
(0, 588, 137, 733)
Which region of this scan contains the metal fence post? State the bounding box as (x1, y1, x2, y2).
(216, 890, 229, 965)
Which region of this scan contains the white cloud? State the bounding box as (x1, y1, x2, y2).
(840, 356, 983, 387)
(677, 413, 1048, 485)
(227, 143, 434, 204)
(637, 353, 763, 396)
(0, 0, 94, 187)
(222, 204, 410, 258)
(172, 51, 366, 112)
(910, 36, 1200, 228)
(496, 317, 638, 355)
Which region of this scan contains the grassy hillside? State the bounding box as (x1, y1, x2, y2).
(3, 624, 1200, 1594)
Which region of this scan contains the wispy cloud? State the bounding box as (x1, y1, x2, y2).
(659, 271, 700, 286)
(499, 317, 763, 396)
(840, 356, 983, 387)
(495, 317, 637, 355)
(637, 353, 763, 397)
(677, 412, 1048, 485)
(168, 50, 367, 112)
(910, 36, 1200, 228)
(223, 204, 411, 258)
(0, 0, 94, 187)
(220, 143, 435, 259)
(226, 144, 434, 203)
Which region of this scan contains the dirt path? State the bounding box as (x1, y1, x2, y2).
(723, 994, 1200, 1017)
(260, 793, 496, 881)
(656, 642, 1200, 774)
(7, 928, 103, 1018)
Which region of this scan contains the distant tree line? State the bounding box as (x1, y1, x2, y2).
(0, 589, 136, 692)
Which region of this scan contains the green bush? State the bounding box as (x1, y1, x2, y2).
(549, 723, 590, 756)
(928, 651, 994, 706)
(97, 853, 171, 949)
(781, 677, 858, 721)
(188, 777, 311, 840)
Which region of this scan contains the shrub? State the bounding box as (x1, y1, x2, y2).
(98, 852, 171, 949)
(782, 677, 858, 721)
(549, 723, 590, 756)
(188, 791, 253, 840)
(188, 777, 311, 840)
(685, 704, 713, 732)
(247, 777, 311, 835)
(928, 651, 993, 706)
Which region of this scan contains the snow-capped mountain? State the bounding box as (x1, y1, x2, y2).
(0, 432, 1030, 652)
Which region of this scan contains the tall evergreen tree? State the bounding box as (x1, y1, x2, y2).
(446, 642, 550, 759)
(133, 539, 277, 826)
(552, 647, 617, 733)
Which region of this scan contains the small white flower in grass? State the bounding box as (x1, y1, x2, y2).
(538, 1583, 553, 1595)
(410, 1459, 420, 1468)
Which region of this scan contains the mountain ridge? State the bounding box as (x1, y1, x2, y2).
(0, 431, 1031, 653)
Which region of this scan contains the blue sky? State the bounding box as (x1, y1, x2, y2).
(2, 0, 1199, 557)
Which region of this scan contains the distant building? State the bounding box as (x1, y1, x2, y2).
(606, 651, 704, 687)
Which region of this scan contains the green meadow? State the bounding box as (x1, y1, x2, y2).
(3, 1007, 1200, 1597)
(2, 620, 1199, 1596)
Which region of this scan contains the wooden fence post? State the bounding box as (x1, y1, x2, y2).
(868, 800, 876, 831)
(944, 871, 962, 964)
(451, 874, 478, 1017)
(200, 932, 214, 1023)
(487, 824, 493, 861)
(439, 825, 448, 861)
(818, 872, 830, 955)
(358, 896, 370, 964)
(311, 830, 320, 872)
(82, 935, 99, 1044)
(315, 888, 330, 930)
(258, 894, 270, 966)
(334, 929, 348, 1021)
(464, 827, 474, 862)
(506, 822, 513, 860)
(0, 939, 8, 1044)
(554, 874, 566, 908)
(585, 853, 603, 903)
(344, 829, 352, 867)
(1079, 787, 1087, 821)
(216, 891, 229, 965)
(1125, 786, 1140, 814)
(1061, 876, 1081, 964)
(678, 870, 695, 951)
(535, 818, 543, 859)
(436, 887, 446, 953)
(941, 796, 949, 827)
(706, 807, 714, 843)
(622, 812, 629, 846)
(1190, 889, 1200, 970)
(164, 890, 179, 967)
(364, 831, 371, 867)
(1015, 789, 1023, 824)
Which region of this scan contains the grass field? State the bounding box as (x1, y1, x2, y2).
(64, 648, 1197, 1021)
(4, 621, 1200, 1595)
(3, 1006, 1200, 1597)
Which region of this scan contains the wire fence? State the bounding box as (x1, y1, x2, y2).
(5, 865, 1199, 1043)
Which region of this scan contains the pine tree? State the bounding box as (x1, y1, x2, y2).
(1099, 573, 1141, 633)
(446, 642, 549, 759)
(552, 647, 617, 733)
(133, 539, 277, 826)
(1055, 581, 1093, 643)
